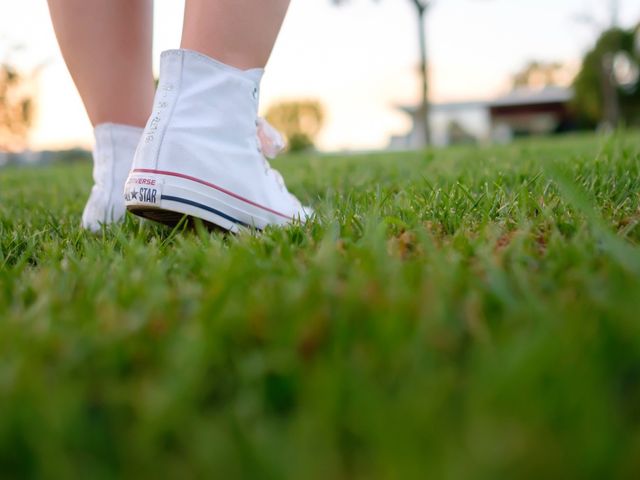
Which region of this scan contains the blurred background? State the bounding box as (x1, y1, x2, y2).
(0, 0, 639, 164)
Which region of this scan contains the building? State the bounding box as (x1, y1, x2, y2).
(389, 86, 575, 149)
(389, 101, 490, 150)
(489, 86, 575, 142)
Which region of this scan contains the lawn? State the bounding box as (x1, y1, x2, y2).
(1, 132, 639, 479)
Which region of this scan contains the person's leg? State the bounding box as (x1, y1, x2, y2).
(181, 0, 291, 69)
(47, 0, 155, 230)
(125, 0, 311, 231)
(47, 0, 155, 127)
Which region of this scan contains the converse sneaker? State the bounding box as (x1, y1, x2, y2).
(124, 49, 312, 232)
(82, 123, 143, 231)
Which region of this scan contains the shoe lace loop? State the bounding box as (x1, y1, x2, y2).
(256, 117, 287, 191)
(257, 117, 286, 159)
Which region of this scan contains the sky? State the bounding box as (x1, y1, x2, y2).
(1, 0, 639, 151)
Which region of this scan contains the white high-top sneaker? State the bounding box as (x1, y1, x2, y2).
(82, 123, 143, 231)
(124, 49, 311, 232)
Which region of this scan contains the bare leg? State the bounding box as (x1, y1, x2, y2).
(181, 0, 291, 70)
(47, 0, 155, 127)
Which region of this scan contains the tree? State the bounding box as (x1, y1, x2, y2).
(333, 0, 432, 147)
(0, 60, 36, 152)
(512, 61, 566, 90)
(572, 27, 640, 128)
(265, 100, 325, 153)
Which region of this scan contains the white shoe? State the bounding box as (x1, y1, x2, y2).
(124, 49, 311, 232)
(81, 123, 143, 231)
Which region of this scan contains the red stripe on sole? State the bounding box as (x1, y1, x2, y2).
(132, 168, 292, 220)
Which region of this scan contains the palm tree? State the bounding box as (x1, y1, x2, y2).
(332, 0, 432, 147)
(411, 0, 432, 146)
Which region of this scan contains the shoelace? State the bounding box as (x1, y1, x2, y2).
(256, 118, 287, 192)
(257, 117, 286, 159)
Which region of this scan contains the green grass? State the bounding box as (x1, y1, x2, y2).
(1, 132, 639, 479)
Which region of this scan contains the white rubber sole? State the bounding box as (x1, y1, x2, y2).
(124, 169, 294, 232)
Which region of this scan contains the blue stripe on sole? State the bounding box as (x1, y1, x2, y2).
(161, 194, 251, 228)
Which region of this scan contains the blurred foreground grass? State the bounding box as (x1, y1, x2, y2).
(0, 132, 639, 479)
